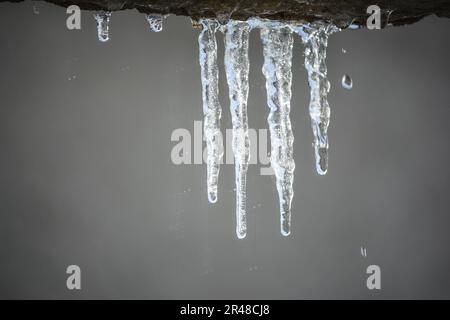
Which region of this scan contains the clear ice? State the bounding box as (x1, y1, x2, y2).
(224, 20, 251, 239)
(198, 19, 223, 204)
(295, 23, 339, 175)
(146, 14, 164, 32)
(260, 22, 295, 236)
(94, 12, 111, 42)
(193, 18, 339, 238)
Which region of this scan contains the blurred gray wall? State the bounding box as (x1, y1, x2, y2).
(0, 1, 450, 299)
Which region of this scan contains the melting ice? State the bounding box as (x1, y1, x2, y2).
(198, 19, 223, 204)
(94, 12, 111, 42)
(223, 20, 252, 239)
(146, 14, 164, 32)
(294, 23, 339, 175)
(195, 18, 339, 238)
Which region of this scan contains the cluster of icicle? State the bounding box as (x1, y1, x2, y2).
(198, 18, 339, 239)
(93, 12, 165, 42)
(92, 11, 339, 239)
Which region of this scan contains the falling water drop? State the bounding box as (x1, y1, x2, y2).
(94, 12, 111, 42)
(342, 74, 353, 89)
(224, 20, 251, 239)
(146, 14, 164, 32)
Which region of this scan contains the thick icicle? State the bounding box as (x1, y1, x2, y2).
(224, 21, 251, 239)
(198, 19, 223, 204)
(261, 22, 295, 236)
(146, 14, 164, 32)
(94, 12, 111, 42)
(295, 23, 339, 175)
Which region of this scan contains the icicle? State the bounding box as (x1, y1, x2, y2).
(260, 22, 295, 236)
(295, 23, 339, 175)
(94, 12, 111, 42)
(224, 21, 251, 239)
(146, 14, 164, 32)
(198, 19, 223, 204)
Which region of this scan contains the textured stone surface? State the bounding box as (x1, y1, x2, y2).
(3, 0, 450, 27)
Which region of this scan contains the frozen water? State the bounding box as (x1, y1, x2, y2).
(260, 21, 295, 236)
(146, 14, 164, 32)
(294, 23, 339, 175)
(198, 19, 223, 203)
(342, 74, 353, 89)
(194, 18, 340, 238)
(94, 12, 111, 42)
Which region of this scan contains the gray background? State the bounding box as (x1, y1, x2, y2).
(1, 1, 450, 299)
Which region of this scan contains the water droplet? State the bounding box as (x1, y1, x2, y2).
(341, 74, 353, 89)
(361, 246, 367, 257)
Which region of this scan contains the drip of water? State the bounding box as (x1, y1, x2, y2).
(198, 19, 223, 204)
(260, 22, 295, 236)
(295, 23, 339, 175)
(146, 14, 164, 32)
(223, 20, 251, 239)
(342, 74, 353, 89)
(94, 12, 111, 42)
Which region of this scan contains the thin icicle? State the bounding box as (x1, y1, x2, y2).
(261, 22, 295, 236)
(295, 23, 339, 175)
(146, 14, 164, 32)
(198, 19, 223, 204)
(224, 21, 251, 239)
(94, 12, 111, 42)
